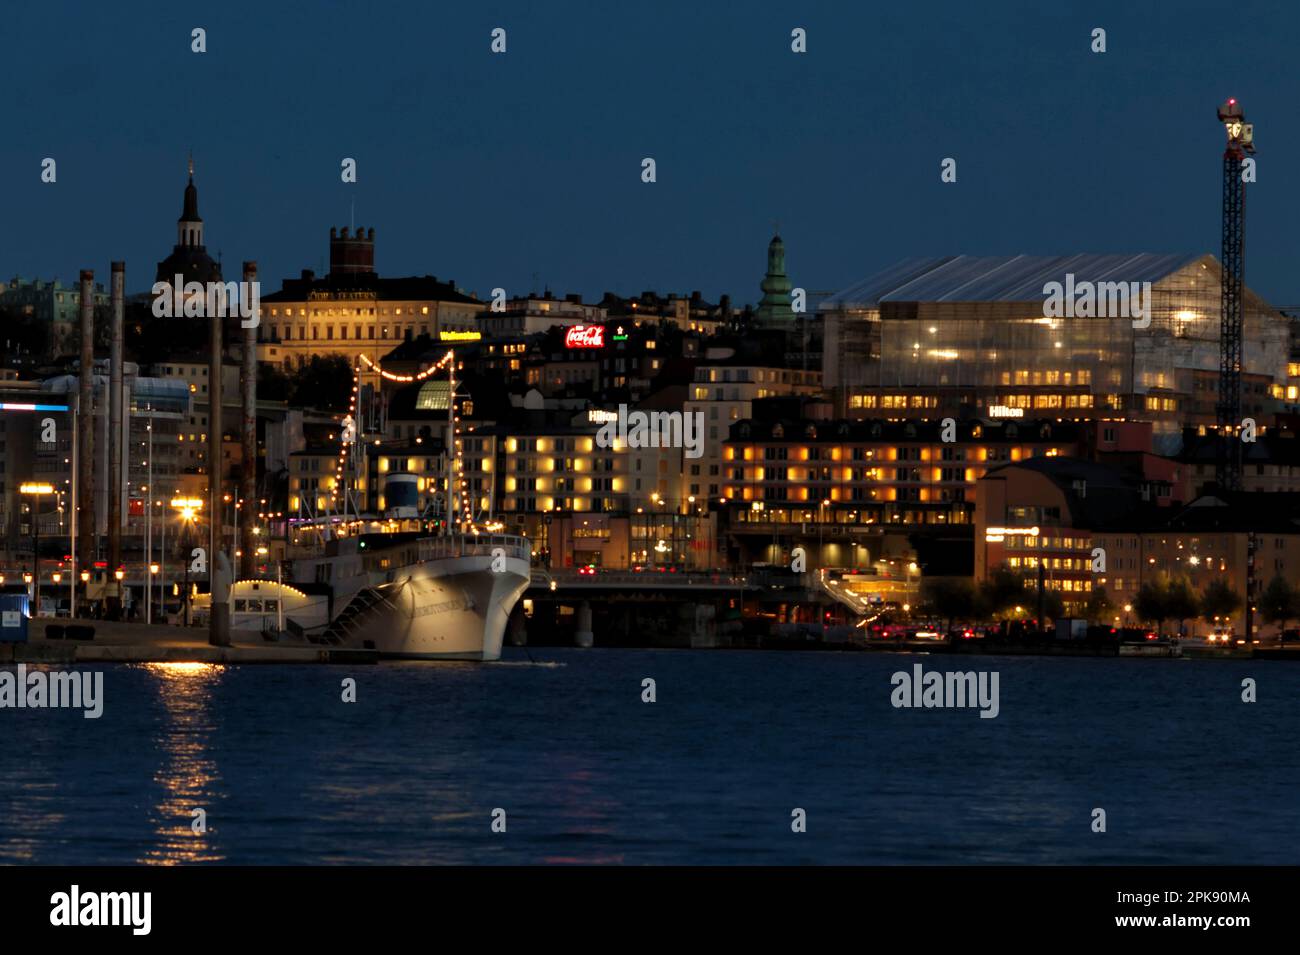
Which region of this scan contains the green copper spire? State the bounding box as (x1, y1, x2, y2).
(755, 233, 795, 326)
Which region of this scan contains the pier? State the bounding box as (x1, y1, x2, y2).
(1, 617, 378, 665)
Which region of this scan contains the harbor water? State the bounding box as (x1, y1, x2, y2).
(1, 649, 1296, 864)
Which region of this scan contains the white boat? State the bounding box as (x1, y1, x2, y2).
(294, 533, 532, 661)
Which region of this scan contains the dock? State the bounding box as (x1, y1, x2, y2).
(0, 617, 378, 665)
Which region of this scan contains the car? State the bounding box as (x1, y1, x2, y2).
(1280, 628, 1300, 644)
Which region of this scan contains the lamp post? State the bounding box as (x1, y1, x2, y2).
(148, 563, 159, 624)
(906, 560, 919, 617)
(819, 498, 831, 571)
(20, 482, 55, 615)
(172, 497, 203, 627)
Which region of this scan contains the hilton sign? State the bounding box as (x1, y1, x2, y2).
(565, 325, 605, 348)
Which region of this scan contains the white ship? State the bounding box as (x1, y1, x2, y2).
(286, 351, 533, 660)
(294, 532, 532, 661)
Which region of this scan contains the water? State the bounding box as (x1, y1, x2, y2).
(1, 649, 1297, 865)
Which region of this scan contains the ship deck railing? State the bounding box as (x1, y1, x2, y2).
(415, 534, 531, 563)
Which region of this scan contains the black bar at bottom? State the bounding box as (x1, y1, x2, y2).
(0, 865, 1282, 941)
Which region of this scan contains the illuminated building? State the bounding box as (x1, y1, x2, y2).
(1091, 495, 1300, 636)
(479, 292, 606, 338)
(975, 457, 1172, 613)
(719, 416, 1088, 575)
(684, 363, 821, 499)
(258, 227, 484, 372)
(820, 254, 1291, 445)
(597, 289, 730, 335)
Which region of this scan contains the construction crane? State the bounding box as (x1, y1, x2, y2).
(1216, 97, 1255, 492)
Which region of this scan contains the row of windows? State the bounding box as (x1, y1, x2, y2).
(268, 305, 431, 318)
(265, 324, 428, 342)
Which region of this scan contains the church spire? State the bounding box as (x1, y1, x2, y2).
(178, 156, 203, 248)
(754, 232, 795, 327)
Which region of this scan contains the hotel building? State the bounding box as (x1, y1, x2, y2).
(258, 227, 485, 372)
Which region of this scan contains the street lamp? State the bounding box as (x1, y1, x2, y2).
(172, 498, 203, 626)
(148, 562, 160, 625)
(818, 498, 831, 571)
(20, 482, 54, 615)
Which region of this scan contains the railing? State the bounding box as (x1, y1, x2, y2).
(539, 570, 750, 588)
(416, 533, 531, 563)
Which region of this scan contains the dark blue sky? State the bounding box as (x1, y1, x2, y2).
(3, 0, 1297, 305)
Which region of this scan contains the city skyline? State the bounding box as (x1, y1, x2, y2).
(3, 1, 1299, 304)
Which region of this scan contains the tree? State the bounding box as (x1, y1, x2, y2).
(922, 578, 975, 633)
(1039, 589, 1065, 625)
(1133, 579, 1169, 633)
(1200, 578, 1242, 626)
(258, 362, 290, 402)
(976, 565, 1028, 620)
(1164, 578, 1199, 636)
(1084, 585, 1115, 624)
(1258, 576, 1297, 630)
(288, 355, 353, 413)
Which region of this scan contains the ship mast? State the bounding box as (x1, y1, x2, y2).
(447, 356, 456, 534)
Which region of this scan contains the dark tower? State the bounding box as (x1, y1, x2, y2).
(155, 155, 223, 286)
(1216, 98, 1255, 493)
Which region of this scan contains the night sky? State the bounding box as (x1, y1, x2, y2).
(2, 0, 1296, 304)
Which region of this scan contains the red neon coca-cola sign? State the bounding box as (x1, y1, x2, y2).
(565, 324, 605, 348)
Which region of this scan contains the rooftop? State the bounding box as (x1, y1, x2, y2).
(822, 253, 1208, 309)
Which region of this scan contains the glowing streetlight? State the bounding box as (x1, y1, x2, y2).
(172, 499, 202, 626)
(20, 482, 55, 613)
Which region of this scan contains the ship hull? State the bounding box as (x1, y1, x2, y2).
(350, 554, 530, 661)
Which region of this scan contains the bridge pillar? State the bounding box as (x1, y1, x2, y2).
(575, 601, 593, 648)
(685, 602, 718, 648)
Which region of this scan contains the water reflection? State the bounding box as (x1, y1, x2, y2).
(542, 762, 624, 864)
(137, 662, 225, 864)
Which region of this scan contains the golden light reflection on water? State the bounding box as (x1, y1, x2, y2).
(136, 662, 225, 865)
